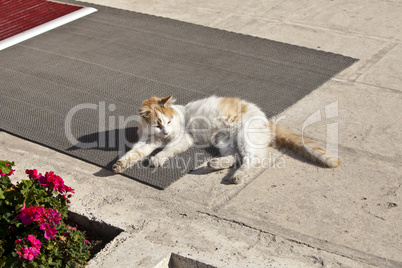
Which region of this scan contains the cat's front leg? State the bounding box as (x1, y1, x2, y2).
(150, 134, 194, 167)
(113, 142, 160, 173)
(112, 152, 141, 173)
(149, 152, 171, 167)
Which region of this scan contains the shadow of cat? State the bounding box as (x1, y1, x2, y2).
(189, 162, 238, 185)
(66, 127, 139, 153)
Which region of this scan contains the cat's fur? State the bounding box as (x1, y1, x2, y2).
(112, 95, 340, 184)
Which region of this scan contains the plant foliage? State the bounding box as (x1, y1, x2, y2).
(0, 161, 90, 267)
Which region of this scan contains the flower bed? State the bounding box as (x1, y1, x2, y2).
(0, 161, 90, 267)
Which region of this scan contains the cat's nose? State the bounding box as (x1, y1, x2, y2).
(163, 131, 169, 136)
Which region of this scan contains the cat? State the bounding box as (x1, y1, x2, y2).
(112, 95, 340, 184)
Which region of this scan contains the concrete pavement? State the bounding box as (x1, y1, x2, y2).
(1, 0, 401, 267)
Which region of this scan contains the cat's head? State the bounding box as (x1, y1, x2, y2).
(138, 95, 177, 137)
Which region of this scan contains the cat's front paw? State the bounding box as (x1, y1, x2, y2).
(149, 155, 169, 167)
(112, 160, 127, 173)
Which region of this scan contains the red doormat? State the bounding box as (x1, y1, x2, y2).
(0, 0, 96, 50)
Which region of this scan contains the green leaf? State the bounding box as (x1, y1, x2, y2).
(0, 161, 14, 171)
(0, 162, 91, 267)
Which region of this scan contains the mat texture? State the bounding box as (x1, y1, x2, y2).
(0, 2, 357, 189)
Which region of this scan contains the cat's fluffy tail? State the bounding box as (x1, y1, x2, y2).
(270, 122, 340, 168)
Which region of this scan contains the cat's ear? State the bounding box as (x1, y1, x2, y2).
(159, 95, 176, 108)
(138, 108, 151, 118)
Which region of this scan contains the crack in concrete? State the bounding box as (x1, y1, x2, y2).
(198, 211, 402, 268)
(209, 152, 286, 211)
(351, 42, 399, 81)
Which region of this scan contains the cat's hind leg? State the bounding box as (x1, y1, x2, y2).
(229, 128, 271, 184)
(207, 142, 236, 170)
(229, 153, 263, 184)
(230, 146, 277, 184)
(230, 164, 260, 184)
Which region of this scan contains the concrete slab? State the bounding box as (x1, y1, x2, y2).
(214, 15, 390, 81)
(79, 0, 319, 20)
(75, 0, 228, 27)
(187, 0, 319, 19)
(290, 0, 402, 41)
(0, 132, 376, 268)
(1, 0, 402, 267)
(357, 44, 402, 91)
(217, 150, 402, 262)
(271, 80, 402, 161)
(215, 15, 385, 57)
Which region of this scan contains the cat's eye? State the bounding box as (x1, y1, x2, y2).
(155, 125, 162, 129)
(168, 121, 171, 124)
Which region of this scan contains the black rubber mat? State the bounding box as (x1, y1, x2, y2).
(0, 2, 357, 189)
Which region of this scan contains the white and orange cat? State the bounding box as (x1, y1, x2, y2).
(112, 95, 339, 184)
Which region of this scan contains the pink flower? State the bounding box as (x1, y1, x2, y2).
(17, 205, 62, 239)
(17, 204, 44, 225)
(39, 222, 49, 231)
(15, 235, 41, 262)
(64, 226, 77, 236)
(44, 228, 58, 239)
(23, 248, 37, 262)
(65, 185, 75, 194)
(38, 208, 62, 239)
(15, 246, 23, 260)
(38, 171, 75, 194)
(0, 168, 14, 176)
(27, 235, 41, 250)
(25, 169, 41, 180)
(38, 171, 61, 191)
